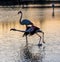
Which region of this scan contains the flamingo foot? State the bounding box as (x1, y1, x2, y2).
(38, 43, 42, 47)
(43, 41, 45, 44)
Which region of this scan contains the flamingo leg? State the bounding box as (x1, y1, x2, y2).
(26, 35, 28, 46)
(36, 31, 45, 44)
(26, 25, 28, 46)
(36, 33, 41, 44)
(41, 32, 45, 43)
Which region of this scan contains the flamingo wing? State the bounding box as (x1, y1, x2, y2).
(21, 19, 33, 25)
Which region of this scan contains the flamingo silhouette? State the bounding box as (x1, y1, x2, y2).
(10, 25, 45, 46)
(52, 3, 54, 8)
(22, 25, 45, 46)
(18, 11, 33, 27)
(18, 11, 34, 45)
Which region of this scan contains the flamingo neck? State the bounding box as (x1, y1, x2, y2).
(20, 12, 22, 24)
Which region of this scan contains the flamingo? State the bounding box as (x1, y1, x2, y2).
(52, 3, 54, 8)
(18, 11, 34, 45)
(22, 25, 45, 46)
(10, 25, 45, 46)
(18, 11, 33, 27)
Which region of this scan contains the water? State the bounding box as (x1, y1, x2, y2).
(0, 7, 60, 62)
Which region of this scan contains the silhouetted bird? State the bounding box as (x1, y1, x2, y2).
(52, 3, 54, 8)
(23, 26, 42, 36)
(23, 25, 45, 46)
(10, 25, 45, 46)
(18, 11, 33, 27)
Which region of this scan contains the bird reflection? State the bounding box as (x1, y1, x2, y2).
(20, 44, 45, 62)
(52, 3, 55, 17)
(52, 9, 55, 17)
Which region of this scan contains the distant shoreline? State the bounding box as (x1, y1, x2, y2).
(0, 5, 60, 8)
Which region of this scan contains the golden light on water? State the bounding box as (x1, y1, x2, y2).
(0, 7, 60, 62)
(0, 8, 60, 34)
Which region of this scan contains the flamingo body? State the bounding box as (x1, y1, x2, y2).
(20, 19, 33, 25)
(23, 26, 42, 37)
(52, 3, 54, 8)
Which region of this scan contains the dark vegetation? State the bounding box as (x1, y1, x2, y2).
(0, 0, 60, 6)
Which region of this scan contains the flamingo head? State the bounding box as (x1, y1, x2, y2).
(18, 11, 22, 14)
(10, 28, 17, 31)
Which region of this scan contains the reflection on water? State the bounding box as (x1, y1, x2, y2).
(0, 7, 60, 62)
(20, 44, 45, 62)
(52, 5, 55, 17)
(52, 10, 55, 17)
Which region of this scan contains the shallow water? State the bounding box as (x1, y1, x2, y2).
(0, 7, 60, 62)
